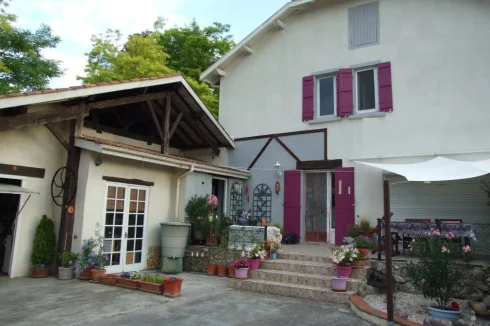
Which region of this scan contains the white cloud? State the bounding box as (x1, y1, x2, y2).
(10, 0, 191, 88)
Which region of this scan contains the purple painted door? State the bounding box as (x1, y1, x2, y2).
(284, 170, 301, 241)
(334, 167, 355, 245)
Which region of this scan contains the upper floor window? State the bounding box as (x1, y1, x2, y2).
(355, 67, 378, 112)
(317, 75, 336, 117)
(348, 1, 379, 49)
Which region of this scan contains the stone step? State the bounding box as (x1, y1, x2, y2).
(278, 253, 373, 267)
(250, 269, 360, 292)
(231, 278, 355, 303)
(260, 259, 368, 279)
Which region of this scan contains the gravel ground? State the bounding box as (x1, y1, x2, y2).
(364, 292, 490, 325)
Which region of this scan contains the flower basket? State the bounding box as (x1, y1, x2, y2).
(139, 281, 164, 295)
(117, 277, 140, 290)
(217, 264, 227, 277)
(100, 274, 118, 286)
(79, 267, 93, 280)
(207, 263, 217, 275)
(31, 268, 50, 278)
(91, 269, 106, 282)
(163, 277, 183, 297)
(248, 258, 260, 270)
(336, 265, 352, 278)
(228, 265, 236, 278)
(331, 277, 348, 292)
(235, 268, 249, 279)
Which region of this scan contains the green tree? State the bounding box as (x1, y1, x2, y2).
(0, 0, 63, 94)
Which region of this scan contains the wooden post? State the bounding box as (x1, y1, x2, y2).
(162, 93, 171, 154)
(384, 180, 394, 325)
(55, 119, 81, 272)
(377, 218, 382, 260)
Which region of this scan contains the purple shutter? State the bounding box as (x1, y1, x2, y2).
(284, 170, 302, 242)
(336, 69, 353, 116)
(334, 167, 355, 245)
(302, 76, 314, 121)
(378, 62, 393, 112)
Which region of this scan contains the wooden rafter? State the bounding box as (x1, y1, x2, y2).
(147, 100, 165, 142)
(90, 110, 102, 133)
(162, 94, 171, 154)
(169, 112, 183, 138)
(75, 102, 85, 138)
(45, 124, 69, 151)
(88, 92, 167, 109)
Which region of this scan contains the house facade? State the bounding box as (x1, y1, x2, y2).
(201, 0, 490, 244)
(0, 75, 249, 277)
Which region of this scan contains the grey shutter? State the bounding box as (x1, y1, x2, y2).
(348, 1, 379, 49)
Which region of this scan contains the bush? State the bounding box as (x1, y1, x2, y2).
(355, 236, 373, 249)
(406, 229, 461, 309)
(359, 218, 371, 233)
(59, 251, 78, 268)
(346, 224, 361, 238)
(31, 215, 56, 269)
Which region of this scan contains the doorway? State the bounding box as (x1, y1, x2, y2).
(102, 184, 149, 274)
(304, 172, 335, 243)
(212, 178, 227, 218)
(0, 178, 21, 276)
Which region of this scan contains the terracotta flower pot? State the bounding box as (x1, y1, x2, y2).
(31, 268, 50, 278)
(117, 277, 140, 290)
(163, 277, 183, 297)
(91, 269, 106, 282)
(228, 265, 236, 278)
(207, 263, 217, 275)
(217, 264, 228, 277)
(248, 258, 260, 270)
(235, 268, 249, 279)
(358, 248, 370, 258)
(331, 277, 348, 292)
(336, 265, 352, 278)
(139, 281, 164, 294)
(100, 274, 118, 286)
(79, 267, 93, 280)
(352, 261, 364, 270)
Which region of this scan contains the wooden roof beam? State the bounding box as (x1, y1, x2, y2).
(88, 92, 167, 109)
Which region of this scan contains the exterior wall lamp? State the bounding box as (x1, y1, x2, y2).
(275, 161, 283, 178)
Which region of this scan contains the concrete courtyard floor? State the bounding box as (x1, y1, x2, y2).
(0, 273, 371, 326)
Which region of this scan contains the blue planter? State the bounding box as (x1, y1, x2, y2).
(427, 306, 461, 321)
(271, 252, 277, 260)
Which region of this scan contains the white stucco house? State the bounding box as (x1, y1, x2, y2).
(200, 0, 490, 245)
(0, 74, 249, 277)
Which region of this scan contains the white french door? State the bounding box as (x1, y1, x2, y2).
(103, 183, 149, 274)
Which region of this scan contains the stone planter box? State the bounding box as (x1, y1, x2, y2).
(117, 278, 140, 290)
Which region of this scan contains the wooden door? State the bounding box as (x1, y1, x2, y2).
(334, 167, 355, 245)
(284, 170, 301, 241)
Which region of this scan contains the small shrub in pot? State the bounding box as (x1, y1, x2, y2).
(58, 251, 78, 280)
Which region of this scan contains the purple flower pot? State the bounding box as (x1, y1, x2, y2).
(331, 277, 348, 292)
(336, 265, 352, 278)
(248, 258, 260, 270)
(235, 268, 249, 279)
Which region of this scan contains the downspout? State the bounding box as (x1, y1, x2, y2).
(175, 165, 194, 220)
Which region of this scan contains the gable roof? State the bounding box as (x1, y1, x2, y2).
(0, 74, 235, 149)
(200, 0, 336, 85)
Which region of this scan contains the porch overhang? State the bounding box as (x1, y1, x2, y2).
(355, 156, 490, 182)
(75, 137, 250, 180)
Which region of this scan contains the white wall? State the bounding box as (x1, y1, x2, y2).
(218, 0, 490, 224)
(0, 125, 66, 277)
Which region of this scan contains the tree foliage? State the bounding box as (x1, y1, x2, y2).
(0, 0, 63, 94)
(79, 19, 234, 118)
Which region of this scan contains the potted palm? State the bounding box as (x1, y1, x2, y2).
(58, 251, 78, 280)
(234, 259, 249, 279)
(247, 242, 267, 270)
(31, 215, 56, 278)
(330, 246, 359, 278)
(406, 229, 462, 321)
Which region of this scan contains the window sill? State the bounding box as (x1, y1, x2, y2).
(348, 112, 386, 120)
(307, 116, 342, 125)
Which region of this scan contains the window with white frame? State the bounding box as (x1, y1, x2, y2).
(316, 75, 336, 117)
(355, 67, 378, 112)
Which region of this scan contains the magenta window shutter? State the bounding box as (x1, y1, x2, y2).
(378, 62, 393, 112)
(336, 69, 353, 117)
(302, 76, 314, 121)
(334, 167, 355, 245)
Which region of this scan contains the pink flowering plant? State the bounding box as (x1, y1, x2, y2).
(406, 228, 461, 310)
(247, 242, 267, 259)
(330, 246, 359, 266)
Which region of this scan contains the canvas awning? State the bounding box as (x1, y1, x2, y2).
(355, 157, 490, 182)
(0, 184, 39, 195)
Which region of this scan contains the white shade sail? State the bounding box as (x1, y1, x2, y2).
(355, 157, 490, 182)
(0, 184, 40, 195)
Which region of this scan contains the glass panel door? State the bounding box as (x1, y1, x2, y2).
(124, 187, 147, 271)
(103, 185, 125, 274)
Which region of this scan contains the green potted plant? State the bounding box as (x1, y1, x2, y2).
(359, 218, 371, 235)
(355, 236, 373, 258)
(406, 230, 462, 321)
(217, 229, 229, 277)
(247, 241, 267, 270)
(75, 238, 97, 280)
(91, 224, 108, 282)
(31, 215, 56, 278)
(330, 246, 359, 278)
(185, 195, 208, 242)
(58, 251, 78, 280)
(234, 259, 249, 279)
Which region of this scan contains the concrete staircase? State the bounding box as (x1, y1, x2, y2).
(231, 253, 368, 303)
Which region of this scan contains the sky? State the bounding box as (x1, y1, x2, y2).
(9, 0, 287, 88)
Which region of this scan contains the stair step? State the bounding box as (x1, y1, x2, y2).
(278, 253, 330, 263)
(260, 260, 367, 279)
(249, 269, 360, 292)
(231, 279, 355, 303)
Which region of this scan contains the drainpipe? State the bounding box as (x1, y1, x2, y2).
(175, 165, 194, 220)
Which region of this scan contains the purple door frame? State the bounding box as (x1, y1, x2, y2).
(284, 170, 301, 242)
(334, 167, 355, 245)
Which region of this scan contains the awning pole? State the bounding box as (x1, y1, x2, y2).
(383, 180, 394, 325)
(10, 194, 32, 231)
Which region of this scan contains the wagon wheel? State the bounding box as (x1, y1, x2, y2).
(51, 166, 77, 207)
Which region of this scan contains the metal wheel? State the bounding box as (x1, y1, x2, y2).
(51, 166, 77, 207)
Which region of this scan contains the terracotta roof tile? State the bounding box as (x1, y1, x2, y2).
(0, 95, 7, 99)
(78, 135, 248, 175)
(41, 89, 58, 94)
(24, 91, 43, 95)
